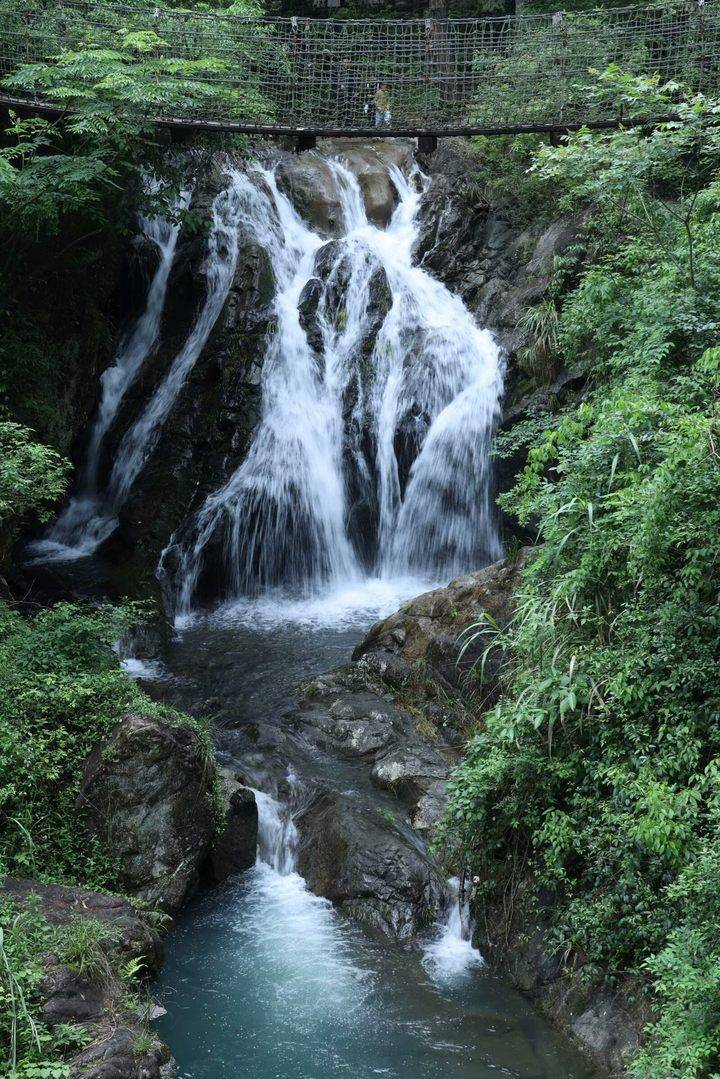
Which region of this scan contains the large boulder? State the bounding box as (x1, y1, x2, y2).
(296, 792, 444, 938)
(1, 877, 176, 1079)
(354, 548, 532, 702)
(1, 877, 164, 973)
(292, 671, 455, 833)
(77, 713, 216, 913)
(209, 768, 258, 882)
(275, 138, 414, 233)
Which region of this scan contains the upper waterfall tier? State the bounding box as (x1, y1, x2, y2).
(165, 155, 503, 615)
(30, 145, 504, 615)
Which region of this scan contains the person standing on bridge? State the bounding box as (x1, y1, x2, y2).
(374, 84, 391, 128)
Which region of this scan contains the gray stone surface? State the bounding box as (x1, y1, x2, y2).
(297, 792, 444, 939)
(275, 138, 415, 232)
(78, 713, 216, 913)
(1, 876, 177, 1079)
(210, 771, 258, 882)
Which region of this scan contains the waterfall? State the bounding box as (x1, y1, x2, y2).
(421, 876, 484, 980)
(253, 788, 300, 877)
(29, 173, 246, 562)
(28, 196, 185, 562)
(170, 165, 358, 613)
(169, 159, 503, 617)
(107, 174, 245, 510)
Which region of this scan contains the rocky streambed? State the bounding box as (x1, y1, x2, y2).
(137, 556, 595, 1078)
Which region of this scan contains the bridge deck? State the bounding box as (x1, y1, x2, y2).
(1, 1, 718, 137)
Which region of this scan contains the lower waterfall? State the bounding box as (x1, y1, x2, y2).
(165, 158, 503, 618)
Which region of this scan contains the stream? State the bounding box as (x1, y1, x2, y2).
(142, 603, 593, 1079)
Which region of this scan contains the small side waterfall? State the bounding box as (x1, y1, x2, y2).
(245, 786, 371, 1013)
(30, 174, 247, 561)
(168, 159, 503, 617)
(107, 175, 245, 510)
(422, 876, 484, 980)
(28, 199, 185, 562)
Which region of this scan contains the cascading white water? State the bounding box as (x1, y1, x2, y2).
(253, 788, 300, 877)
(107, 174, 246, 510)
(29, 172, 248, 562)
(169, 158, 503, 618)
(246, 787, 370, 1014)
(422, 876, 484, 981)
(170, 165, 359, 614)
(28, 195, 186, 562)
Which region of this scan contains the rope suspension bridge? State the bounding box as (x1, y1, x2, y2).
(0, 0, 719, 143)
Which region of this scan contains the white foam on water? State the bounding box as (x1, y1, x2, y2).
(422, 878, 484, 982)
(245, 788, 372, 1019)
(175, 572, 439, 631)
(120, 656, 168, 681)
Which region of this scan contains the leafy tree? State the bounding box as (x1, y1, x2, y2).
(0, 423, 69, 526)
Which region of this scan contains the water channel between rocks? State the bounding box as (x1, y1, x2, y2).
(142, 601, 594, 1079)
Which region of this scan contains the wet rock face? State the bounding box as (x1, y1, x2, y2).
(293, 671, 455, 835)
(415, 140, 581, 364)
(116, 222, 275, 589)
(354, 548, 533, 704)
(275, 138, 415, 233)
(210, 769, 258, 883)
(78, 713, 216, 913)
(281, 551, 533, 938)
(297, 793, 444, 939)
(0, 877, 176, 1079)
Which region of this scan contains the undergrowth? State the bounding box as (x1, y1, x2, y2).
(445, 75, 720, 1077)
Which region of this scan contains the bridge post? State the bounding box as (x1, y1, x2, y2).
(417, 135, 438, 155)
(294, 132, 317, 153)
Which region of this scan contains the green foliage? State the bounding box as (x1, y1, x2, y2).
(0, 424, 69, 524)
(0, 892, 157, 1077)
(0, 601, 134, 884)
(631, 825, 720, 1077)
(466, 134, 553, 228)
(0, 0, 272, 239)
(55, 917, 121, 984)
(446, 79, 720, 1076)
(0, 598, 209, 887)
(0, 896, 92, 1078)
(517, 300, 561, 382)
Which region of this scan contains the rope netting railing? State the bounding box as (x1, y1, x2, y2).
(0, 0, 719, 134)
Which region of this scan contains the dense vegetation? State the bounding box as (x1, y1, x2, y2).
(447, 76, 720, 1076)
(1, 0, 718, 1071)
(0, 424, 213, 1077)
